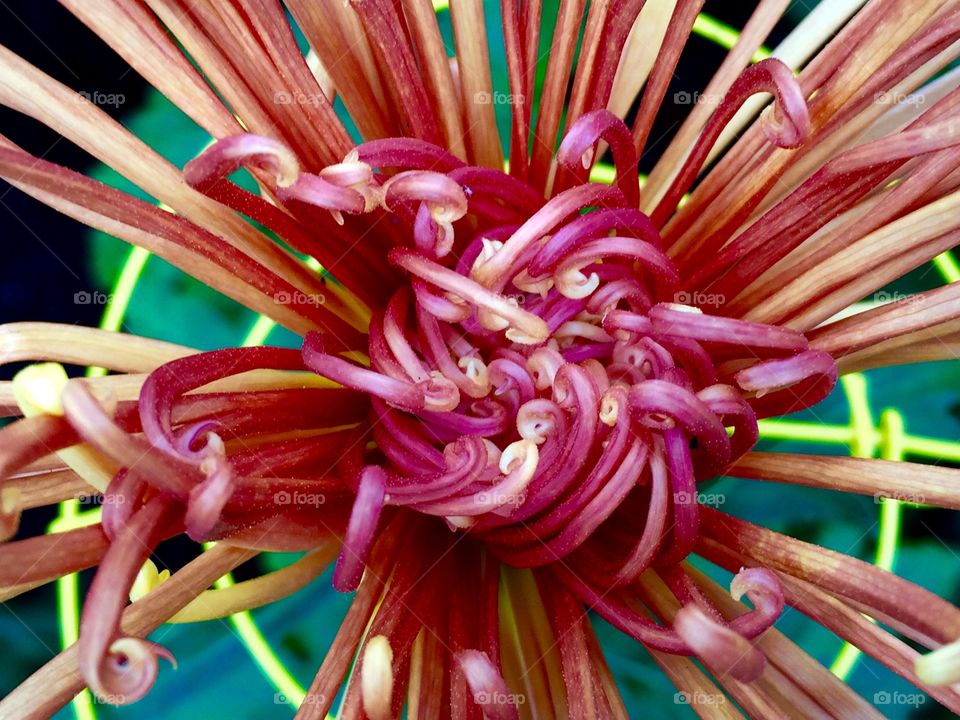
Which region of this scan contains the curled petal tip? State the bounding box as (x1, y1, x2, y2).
(185, 458, 234, 541)
(729, 567, 782, 604)
(87, 637, 175, 706)
(184, 134, 300, 189)
(674, 605, 766, 683)
(419, 374, 461, 412)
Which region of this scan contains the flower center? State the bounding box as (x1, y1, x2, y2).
(283, 137, 837, 593)
(176, 126, 836, 599)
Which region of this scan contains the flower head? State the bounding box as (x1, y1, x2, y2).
(3, 0, 960, 717)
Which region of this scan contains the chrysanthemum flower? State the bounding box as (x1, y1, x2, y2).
(3, 0, 960, 717)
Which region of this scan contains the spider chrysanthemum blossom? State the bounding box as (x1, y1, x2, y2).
(4, 0, 960, 717)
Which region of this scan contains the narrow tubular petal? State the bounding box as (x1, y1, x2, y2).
(0, 524, 109, 590)
(0, 413, 77, 479)
(150, 0, 350, 167)
(652, 57, 810, 230)
(457, 649, 521, 720)
(501, 0, 531, 181)
(637, 571, 784, 717)
(391, 248, 549, 343)
(296, 538, 391, 720)
(171, 542, 337, 622)
(698, 112, 960, 306)
(0, 141, 360, 339)
(698, 509, 960, 648)
(284, 0, 393, 140)
(138, 346, 306, 456)
(449, 0, 503, 168)
(0, 44, 340, 292)
(687, 565, 884, 719)
(530, 0, 587, 190)
(471, 183, 627, 287)
(0, 323, 193, 374)
(332, 466, 388, 592)
(673, 605, 766, 682)
(641, 0, 792, 209)
(79, 495, 182, 702)
(351, 0, 442, 145)
(665, 0, 942, 263)
(734, 350, 838, 418)
(733, 452, 960, 509)
(809, 280, 960, 357)
(62, 381, 200, 497)
(303, 332, 425, 411)
(403, 0, 468, 158)
(61, 0, 241, 137)
(557, 110, 640, 207)
(631, 0, 706, 159)
(774, 573, 960, 714)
